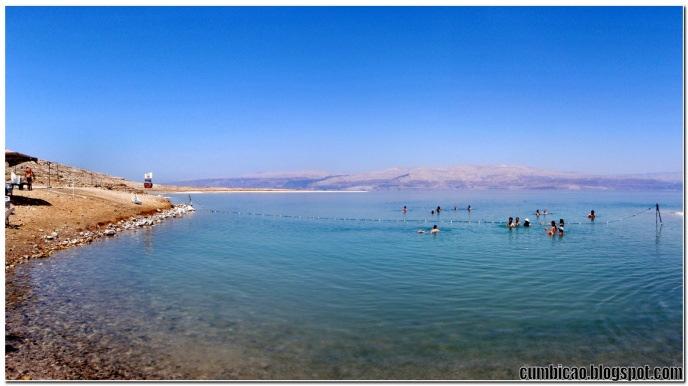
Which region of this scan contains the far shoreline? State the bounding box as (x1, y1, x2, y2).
(154, 189, 368, 194)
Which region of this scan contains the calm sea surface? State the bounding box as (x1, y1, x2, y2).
(7, 190, 684, 379)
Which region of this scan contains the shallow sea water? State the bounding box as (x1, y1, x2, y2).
(6, 190, 683, 379)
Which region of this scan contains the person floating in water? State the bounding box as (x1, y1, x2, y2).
(587, 210, 596, 221)
(535, 209, 541, 217)
(547, 220, 557, 236)
(431, 224, 440, 234)
(523, 218, 530, 227)
(402, 205, 408, 214)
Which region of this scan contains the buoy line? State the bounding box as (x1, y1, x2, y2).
(197, 206, 657, 226)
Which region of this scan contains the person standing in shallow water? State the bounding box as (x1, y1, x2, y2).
(587, 210, 596, 221)
(431, 224, 440, 234)
(547, 220, 557, 236)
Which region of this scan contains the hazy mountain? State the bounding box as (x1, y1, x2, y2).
(169, 166, 682, 191)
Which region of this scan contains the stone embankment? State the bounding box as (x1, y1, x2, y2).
(6, 204, 195, 271)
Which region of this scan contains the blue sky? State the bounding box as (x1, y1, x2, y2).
(7, 7, 683, 182)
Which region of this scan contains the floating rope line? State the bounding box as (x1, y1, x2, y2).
(201, 206, 658, 227)
(604, 206, 655, 224)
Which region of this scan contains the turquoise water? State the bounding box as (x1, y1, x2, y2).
(7, 190, 683, 379)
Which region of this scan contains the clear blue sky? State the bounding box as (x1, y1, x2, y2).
(7, 7, 683, 182)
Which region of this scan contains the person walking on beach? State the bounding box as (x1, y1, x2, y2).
(24, 167, 34, 191)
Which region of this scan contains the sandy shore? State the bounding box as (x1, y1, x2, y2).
(4, 186, 201, 380)
(5, 186, 173, 269)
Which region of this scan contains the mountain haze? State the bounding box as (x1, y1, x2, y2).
(170, 165, 682, 191)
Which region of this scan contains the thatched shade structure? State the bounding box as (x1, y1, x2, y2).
(5, 150, 38, 167)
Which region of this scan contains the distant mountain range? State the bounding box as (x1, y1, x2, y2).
(169, 165, 682, 191)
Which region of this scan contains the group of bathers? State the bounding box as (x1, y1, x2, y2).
(408, 204, 596, 237)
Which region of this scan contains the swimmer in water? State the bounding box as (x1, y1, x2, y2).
(514, 217, 521, 227)
(507, 217, 515, 228)
(467, 205, 472, 212)
(436, 206, 441, 214)
(431, 224, 440, 234)
(547, 220, 557, 236)
(431, 210, 435, 216)
(587, 210, 596, 221)
(402, 205, 408, 214)
(535, 209, 541, 217)
(523, 218, 530, 227)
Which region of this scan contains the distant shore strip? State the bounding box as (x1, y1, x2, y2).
(157, 189, 368, 194)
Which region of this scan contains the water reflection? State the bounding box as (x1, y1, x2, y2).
(143, 228, 154, 255)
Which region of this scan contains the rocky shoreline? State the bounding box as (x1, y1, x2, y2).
(6, 203, 196, 271)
